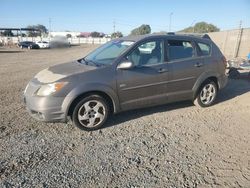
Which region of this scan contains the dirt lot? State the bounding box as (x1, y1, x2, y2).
(0, 45, 250, 188)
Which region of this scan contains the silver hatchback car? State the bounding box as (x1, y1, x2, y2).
(24, 34, 227, 131)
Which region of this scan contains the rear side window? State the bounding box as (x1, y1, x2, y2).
(197, 42, 211, 56)
(167, 40, 195, 61)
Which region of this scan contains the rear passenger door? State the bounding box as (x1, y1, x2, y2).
(166, 39, 204, 101)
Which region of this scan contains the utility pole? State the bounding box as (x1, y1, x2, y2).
(169, 12, 173, 32)
(113, 20, 116, 33)
(190, 20, 196, 33)
(234, 20, 243, 58)
(49, 18, 51, 41)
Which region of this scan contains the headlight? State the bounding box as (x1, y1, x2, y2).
(36, 82, 67, 96)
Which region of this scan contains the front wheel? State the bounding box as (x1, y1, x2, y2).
(194, 81, 217, 107)
(72, 95, 109, 131)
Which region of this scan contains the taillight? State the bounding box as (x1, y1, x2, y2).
(222, 56, 227, 69)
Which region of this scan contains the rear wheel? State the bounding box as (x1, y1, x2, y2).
(194, 80, 217, 107)
(72, 95, 109, 131)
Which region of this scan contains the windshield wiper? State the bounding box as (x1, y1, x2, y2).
(77, 58, 85, 64)
(78, 58, 105, 67)
(78, 58, 94, 66)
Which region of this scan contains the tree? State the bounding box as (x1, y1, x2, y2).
(111, 31, 123, 38)
(180, 22, 220, 33)
(2, 30, 14, 36)
(36, 24, 48, 33)
(130, 24, 151, 35)
(90, 31, 101, 38)
(27, 24, 48, 37)
(20, 33, 26, 37)
(66, 34, 72, 38)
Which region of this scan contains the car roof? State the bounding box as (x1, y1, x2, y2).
(119, 33, 211, 43)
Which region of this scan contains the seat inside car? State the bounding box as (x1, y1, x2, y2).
(129, 48, 141, 66)
(146, 42, 162, 65)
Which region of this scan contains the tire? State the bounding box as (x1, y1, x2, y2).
(72, 95, 109, 131)
(194, 80, 217, 107)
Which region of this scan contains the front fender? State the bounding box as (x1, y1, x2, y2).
(62, 83, 120, 116)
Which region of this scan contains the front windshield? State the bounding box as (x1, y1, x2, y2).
(84, 40, 134, 65)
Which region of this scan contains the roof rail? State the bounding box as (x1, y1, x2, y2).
(176, 32, 211, 40)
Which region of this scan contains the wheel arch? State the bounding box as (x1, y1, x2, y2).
(61, 82, 120, 118)
(193, 75, 219, 100)
(66, 90, 118, 118)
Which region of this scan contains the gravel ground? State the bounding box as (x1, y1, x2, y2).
(0, 45, 250, 188)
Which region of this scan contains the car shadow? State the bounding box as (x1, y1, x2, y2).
(0, 50, 24, 53)
(104, 100, 193, 129)
(103, 77, 250, 130)
(217, 75, 250, 103)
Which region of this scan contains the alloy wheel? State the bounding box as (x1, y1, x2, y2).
(200, 83, 216, 105)
(77, 100, 106, 128)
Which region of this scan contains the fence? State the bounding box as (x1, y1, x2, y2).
(208, 28, 250, 59)
(0, 36, 111, 46)
(1, 29, 250, 60)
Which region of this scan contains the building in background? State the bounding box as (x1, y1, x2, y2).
(49, 31, 81, 38)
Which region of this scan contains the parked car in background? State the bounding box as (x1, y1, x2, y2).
(36, 41, 50, 49)
(18, 41, 40, 49)
(49, 36, 70, 48)
(24, 33, 227, 131)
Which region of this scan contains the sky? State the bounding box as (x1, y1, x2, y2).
(0, 0, 249, 35)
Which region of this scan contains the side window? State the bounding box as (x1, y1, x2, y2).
(127, 40, 163, 66)
(197, 42, 211, 56)
(167, 40, 195, 61)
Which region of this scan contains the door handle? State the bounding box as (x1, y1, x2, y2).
(194, 62, 203, 67)
(158, 68, 168, 73)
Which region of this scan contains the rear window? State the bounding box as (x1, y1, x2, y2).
(167, 40, 195, 61)
(197, 42, 211, 56)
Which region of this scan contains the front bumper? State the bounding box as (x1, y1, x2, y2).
(24, 95, 67, 122)
(23, 81, 68, 123)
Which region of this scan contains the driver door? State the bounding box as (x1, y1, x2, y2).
(116, 39, 169, 111)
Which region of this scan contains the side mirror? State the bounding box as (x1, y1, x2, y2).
(117, 61, 133, 70)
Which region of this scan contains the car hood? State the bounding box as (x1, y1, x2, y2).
(34, 60, 97, 83)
